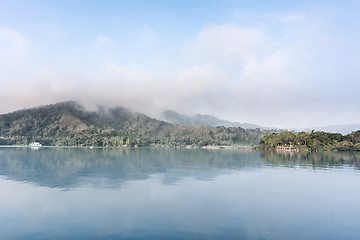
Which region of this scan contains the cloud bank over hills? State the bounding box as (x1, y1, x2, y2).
(0, 1, 359, 128)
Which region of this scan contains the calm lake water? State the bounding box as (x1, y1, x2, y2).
(0, 147, 359, 240)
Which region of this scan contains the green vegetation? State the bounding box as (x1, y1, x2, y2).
(259, 130, 360, 151)
(0, 101, 279, 147)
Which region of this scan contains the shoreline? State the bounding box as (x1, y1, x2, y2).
(0, 144, 255, 150)
(1, 145, 358, 152)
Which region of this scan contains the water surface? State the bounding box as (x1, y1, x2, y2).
(0, 147, 359, 239)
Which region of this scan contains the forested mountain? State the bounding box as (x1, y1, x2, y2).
(0, 102, 278, 147)
(162, 110, 272, 129)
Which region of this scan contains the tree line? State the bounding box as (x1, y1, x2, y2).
(259, 130, 360, 151)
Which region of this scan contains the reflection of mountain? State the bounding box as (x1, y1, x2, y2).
(261, 151, 360, 169)
(1, 148, 359, 189)
(0, 147, 262, 189)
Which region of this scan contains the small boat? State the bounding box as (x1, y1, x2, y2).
(29, 142, 42, 147)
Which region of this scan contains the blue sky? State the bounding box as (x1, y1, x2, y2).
(0, 0, 359, 128)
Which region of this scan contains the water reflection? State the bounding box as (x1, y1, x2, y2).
(261, 151, 360, 169)
(0, 147, 263, 189)
(0, 147, 359, 239)
(0, 147, 359, 189)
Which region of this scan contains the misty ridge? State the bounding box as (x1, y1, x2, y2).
(1, 101, 359, 149)
(162, 110, 268, 129)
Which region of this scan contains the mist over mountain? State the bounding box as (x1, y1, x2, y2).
(0, 101, 278, 147)
(162, 110, 275, 130)
(161, 110, 360, 135)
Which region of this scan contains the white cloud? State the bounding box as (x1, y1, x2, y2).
(182, 24, 304, 106)
(0, 15, 359, 128)
(0, 26, 33, 80)
(178, 20, 360, 127)
(103, 62, 148, 82)
(184, 24, 265, 68)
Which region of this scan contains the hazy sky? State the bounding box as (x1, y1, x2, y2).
(0, 0, 359, 128)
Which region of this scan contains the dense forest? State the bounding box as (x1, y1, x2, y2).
(259, 130, 360, 151)
(0, 101, 279, 147)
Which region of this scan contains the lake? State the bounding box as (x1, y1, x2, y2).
(0, 147, 359, 239)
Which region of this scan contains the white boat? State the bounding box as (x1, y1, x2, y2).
(29, 142, 42, 147)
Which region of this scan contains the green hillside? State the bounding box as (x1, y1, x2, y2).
(0, 101, 277, 147)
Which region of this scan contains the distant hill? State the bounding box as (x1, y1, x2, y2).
(291, 124, 360, 135)
(311, 124, 360, 135)
(162, 110, 274, 129)
(0, 101, 277, 147)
